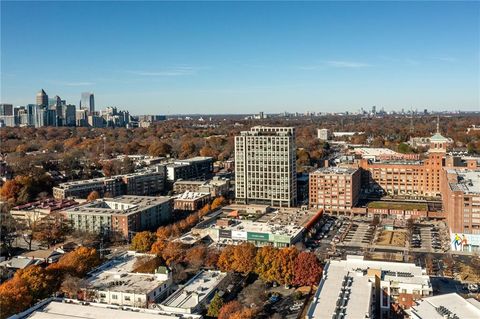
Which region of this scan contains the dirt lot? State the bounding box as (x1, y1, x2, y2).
(376, 230, 407, 247)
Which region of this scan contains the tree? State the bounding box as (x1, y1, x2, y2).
(184, 245, 207, 270)
(148, 141, 172, 157)
(130, 231, 156, 252)
(49, 247, 101, 277)
(0, 180, 21, 204)
(232, 243, 257, 274)
(16, 265, 58, 300)
(132, 256, 163, 274)
(294, 252, 322, 286)
(0, 209, 17, 254)
(0, 277, 32, 319)
(33, 213, 71, 248)
(150, 240, 166, 256)
(218, 301, 243, 319)
(161, 242, 186, 266)
(199, 203, 211, 217)
(121, 157, 135, 174)
(273, 247, 298, 285)
(207, 292, 224, 317)
(87, 190, 100, 202)
(60, 275, 85, 298)
(255, 246, 278, 283)
(397, 142, 413, 154)
(217, 245, 235, 272)
(211, 196, 227, 210)
(218, 301, 255, 319)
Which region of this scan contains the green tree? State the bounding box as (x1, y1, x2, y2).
(131, 231, 156, 252)
(207, 292, 224, 317)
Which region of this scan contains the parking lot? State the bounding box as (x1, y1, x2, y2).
(410, 223, 449, 252)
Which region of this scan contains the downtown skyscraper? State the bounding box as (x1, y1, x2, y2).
(80, 92, 95, 114)
(235, 126, 297, 207)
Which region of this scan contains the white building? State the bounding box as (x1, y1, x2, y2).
(10, 298, 202, 319)
(410, 293, 480, 319)
(306, 256, 432, 319)
(235, 126, 297, 207)
(317, 128, 331, 141)
(85, 252, 172, 308)
(160, 270, 227, 315)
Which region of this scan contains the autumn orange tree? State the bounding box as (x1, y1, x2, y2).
(0, 276, 32, 319)
(218, 300, 256, 319)
(0, 247, 101, 318)
(15, 265, 59, 300)
(86, 190, 100, 202)
(131, 231, 156, 252)
(272, 247, 298, 285)
(211, 196, 227, 210)
(217, 245, 236, 272)
(47, 246, 101, 277)
(217, 243, 257, 274)
(254, 245, 279, 283)
(294, 251, 322, 286)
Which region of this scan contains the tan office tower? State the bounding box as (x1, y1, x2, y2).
(36, 89, 48, 107)
(235, 126, 297, 207)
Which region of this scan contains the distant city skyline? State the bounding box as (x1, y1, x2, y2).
(1, 1, 479, 114)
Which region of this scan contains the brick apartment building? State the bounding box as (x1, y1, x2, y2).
(309, 167, 361, 211)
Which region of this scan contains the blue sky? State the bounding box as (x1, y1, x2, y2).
(1, 1, 479, 114)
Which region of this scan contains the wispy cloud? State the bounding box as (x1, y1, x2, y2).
(299, 60, 372, 70)
(52, 81, 95, 86)
(405, 58, 420, 66)
(325, 60, 372, 68)
(63, 81, 95, 86)
(433, 57, 457, 63)
(129, 66, 201, 76)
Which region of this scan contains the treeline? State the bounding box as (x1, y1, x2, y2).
(0, 247, 101, 319)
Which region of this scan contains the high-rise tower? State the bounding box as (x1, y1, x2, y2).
(80, 92, 95, 114)
(235, 126, 297, 207)
(36, 89, 48, 107)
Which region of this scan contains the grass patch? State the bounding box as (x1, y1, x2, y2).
(368, 201, 427, 211)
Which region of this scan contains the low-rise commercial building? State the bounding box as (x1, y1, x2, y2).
(306, 256, 432, 319)
(173, 177, 230, 197)
(86, 252, 172, 308)
(10, 198, 78, 223)
(161, 157, 214, 182)
(160, 270, 227, 315)
(53, 170, 165, 199)
(409, 293, 480, 319)
(63, 195, 172, 239)
(194, 205, 323, 248)
(173, 192, 211, 211)
(309, 167, 361, 212)
(10, 298, 202, 319)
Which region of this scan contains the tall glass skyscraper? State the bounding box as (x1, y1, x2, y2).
(80, 92, 95, 114)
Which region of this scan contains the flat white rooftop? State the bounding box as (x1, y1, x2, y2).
(175, 191, 210, 200)
(161, 270, 226, 311)
(306, 260, 372, 319)
(306, 256, 432, 319)
(410, 293, 480, 319)
(86, 252, 169, 294)
(447, 169, 480, 194)
(219, 218, 303, 238)
(20, 300, 201, 319)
